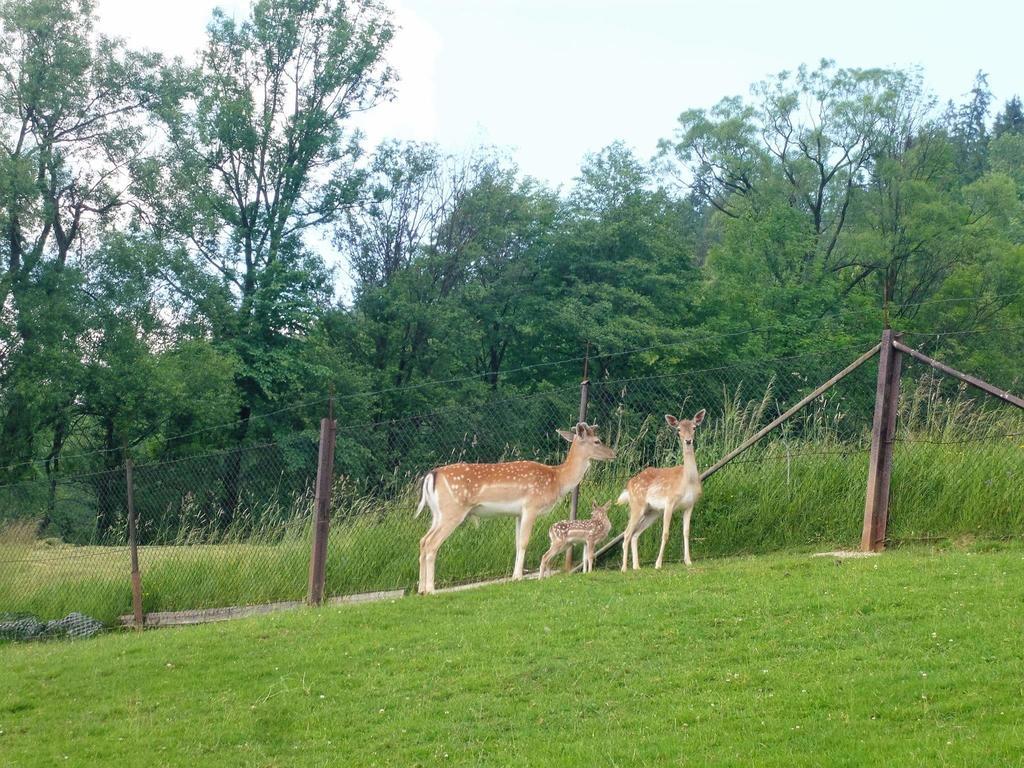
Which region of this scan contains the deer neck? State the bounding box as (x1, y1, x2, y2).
(556, 441, 591, 494)
(680, 443, 700, 487)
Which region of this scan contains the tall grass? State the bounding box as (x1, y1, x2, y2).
(2, 376, 1022, 627)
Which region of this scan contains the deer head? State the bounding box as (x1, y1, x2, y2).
(665, 409, 706, 448)
(590, 500, 612, 522)
(556, 421, 616, 461)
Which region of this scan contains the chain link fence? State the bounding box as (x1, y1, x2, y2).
(2, 331, 1022, 640)
(887, 335, 1024, 545)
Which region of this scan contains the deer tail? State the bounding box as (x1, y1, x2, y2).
(415, 471, 436, 518)
(615, 489, 629, 505)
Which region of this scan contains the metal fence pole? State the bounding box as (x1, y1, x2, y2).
(307, 399, 337, 605)
(861, 329, 902, 552)
(125, 457, 144, 630)
(565, 348, 591, 572)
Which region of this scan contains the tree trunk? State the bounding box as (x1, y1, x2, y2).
(40, 416, 68, 537)
(220, 402, 252, 530)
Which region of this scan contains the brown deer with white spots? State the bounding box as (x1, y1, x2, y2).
(538, 500, 613, 577)
(415, 422, 616, 594)
(617, 409, 706, 571)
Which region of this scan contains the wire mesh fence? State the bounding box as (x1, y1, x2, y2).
(1, 330, 1022, 641)
(887, 357, 1024, 545)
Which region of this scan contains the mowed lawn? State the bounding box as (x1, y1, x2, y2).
(3, 546, 1024, 767)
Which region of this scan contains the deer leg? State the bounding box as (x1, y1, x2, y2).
(419, 520, 442, 592)
(618, 499, 643, 573)
(682, 505, 694, 566)
(513, 511, 538, 579)
(419, 524, 439, 594)
(539, 539, 564, 578)
(632, 512, 658, 570)
(419, 513, 466, 594)
(621, 518, 639, 572)
(655, 504, 675, 570)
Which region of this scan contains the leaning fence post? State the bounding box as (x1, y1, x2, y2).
(861, 329, 903, 552)
(125, 457, 144, 630)
(565, 347, 591, 572)
(307, 398, 337, 605)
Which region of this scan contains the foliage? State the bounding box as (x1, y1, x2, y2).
(0, 4, 1021, 546)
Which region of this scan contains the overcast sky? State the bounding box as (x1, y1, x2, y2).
(95, 0, 1024, 191)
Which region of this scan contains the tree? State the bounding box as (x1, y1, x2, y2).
(661, 61, 914, 284)
(945, 71, 992, 182)
(539, 143, 699, 374)
(335, 140, 445, 383)
(435, 163, 557, 388)
(0, 0, 161, 476)
(143, 0, 395, 524)
(993, 96, 1024, 138)
(340, 145, 559, 391)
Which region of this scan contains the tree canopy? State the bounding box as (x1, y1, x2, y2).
(0, 5, 1021, 540)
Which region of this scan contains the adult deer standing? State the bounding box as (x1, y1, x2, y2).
(617, 410, 705, 571)
(415, 422, 616, 594)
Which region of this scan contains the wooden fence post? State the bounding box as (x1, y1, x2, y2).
(565, 350, 591, 572)
(125, 457, 144, 630)
(861, 329, 903, 552)
(307, 401, 337, 605)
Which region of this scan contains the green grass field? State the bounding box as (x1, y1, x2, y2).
(3, 544, 1024, 766)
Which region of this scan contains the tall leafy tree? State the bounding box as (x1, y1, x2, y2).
(945, 71, 992, 182)
(661, 62, 915, 300)
(993, 96, 1024, 138)
(659, 62, 921, 342)
(539, 143, 699, 373)
(0, 0, 160, 475)
(139, 0, 394, 523)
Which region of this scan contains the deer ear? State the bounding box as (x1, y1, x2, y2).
(665, 414, 679, 427)
(556, 429, 575, 443)
(575, 422, 587, 437)
(693, 409, 706, 426)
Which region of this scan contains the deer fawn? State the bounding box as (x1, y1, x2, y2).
(538, 500, 613, 577)
(415, 422, 616, 594)
(617, 409, 705, 571)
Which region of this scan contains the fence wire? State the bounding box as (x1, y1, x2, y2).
(2, 336, 1022, 640)
(887, 360, 1024, 545)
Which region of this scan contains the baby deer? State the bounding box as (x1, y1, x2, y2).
(539, 501, 613, 577)
(617, 409, 706, 571)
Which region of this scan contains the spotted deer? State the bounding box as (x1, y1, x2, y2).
(415, 422, 616, 594)
(617, 409, 706, 571)
(538, 500, 613, 577)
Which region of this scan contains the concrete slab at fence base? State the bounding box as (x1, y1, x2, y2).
(433, 573, 541, 594)
(118, 588, 406, 628)
(811, 550, 880, 559)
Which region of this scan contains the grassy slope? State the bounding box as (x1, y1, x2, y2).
(3, 545, 1024, 767)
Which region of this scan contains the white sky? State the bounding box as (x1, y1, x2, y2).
(95, 0, 1024, 191)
